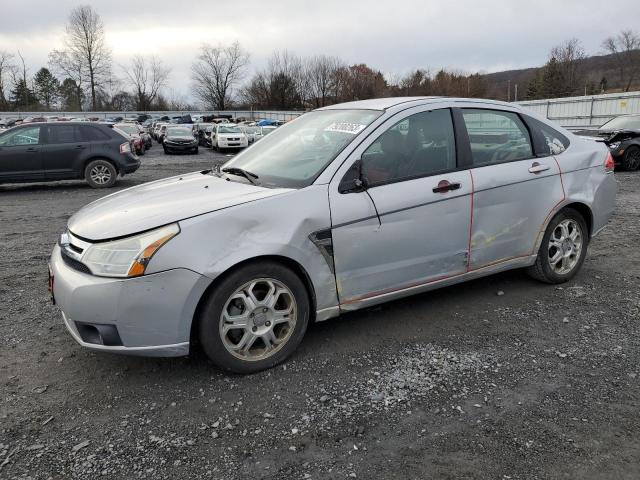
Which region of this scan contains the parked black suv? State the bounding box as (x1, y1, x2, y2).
(0, 122, 140, 188)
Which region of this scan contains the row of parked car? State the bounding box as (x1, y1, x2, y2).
(148, 119, 279, 155)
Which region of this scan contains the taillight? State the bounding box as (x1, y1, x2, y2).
(119, 142, 131, 154)
(604, 152, 615, 172)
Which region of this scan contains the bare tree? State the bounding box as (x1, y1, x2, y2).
(602, 30, 640, 92)
(0, 50, 16, 109)
(550, 38, 586, 95)
(191, 42, 249, 110)
(122, 56, 170, 110)
(304, 55, 344, 108)
(55, 5, 111, 110)
(49, 49, 85, 110)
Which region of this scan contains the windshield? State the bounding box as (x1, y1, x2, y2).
(222, 109, 382, 188)
(218, 125, 242, 134)
(167, 127, 192, 136)
(600, 115, 640, 131)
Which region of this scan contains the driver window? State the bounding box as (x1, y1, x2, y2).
(462, 109, 532, 166)
(361, 109, 456, 186)
(0, 126, 40, 146)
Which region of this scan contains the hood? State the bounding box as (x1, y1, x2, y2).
(165, 134, 196, 141)
(68, 172, 292, 240)
(218, 132, 245, 138)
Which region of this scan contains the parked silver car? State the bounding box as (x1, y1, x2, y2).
(49, 97, 616, 373)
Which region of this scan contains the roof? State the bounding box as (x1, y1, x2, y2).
(318, 96, 519, 111)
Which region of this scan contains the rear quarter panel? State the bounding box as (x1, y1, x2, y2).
(555, 135, 616, 235)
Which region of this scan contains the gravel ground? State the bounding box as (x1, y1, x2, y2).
(1, 145, 639, 479)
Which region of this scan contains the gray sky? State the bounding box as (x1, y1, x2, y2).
(1, 0, 639, 100)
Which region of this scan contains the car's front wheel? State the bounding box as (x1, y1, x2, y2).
(621, 146, 640, 171)
(198, 261, 310, 373)
(84, 159, 117, 188)
(527, 208, 589, 284)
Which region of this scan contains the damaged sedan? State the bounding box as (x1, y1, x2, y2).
(578, 114, 640, 171)
(49, 97, 616, 373)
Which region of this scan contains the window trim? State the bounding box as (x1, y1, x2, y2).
(458, 107, 537, 168)
(349, 107, 465, 191)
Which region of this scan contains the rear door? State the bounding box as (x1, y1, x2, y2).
(42, 124, 89, 180)
(0, 126, 44, 182)
(461, 108, 564, 269)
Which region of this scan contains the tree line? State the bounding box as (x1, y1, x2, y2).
(0, 4, 639, 112)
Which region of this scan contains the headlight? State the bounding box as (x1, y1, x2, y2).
(608, 142, 621, 150)
(81, 223, 179, 277)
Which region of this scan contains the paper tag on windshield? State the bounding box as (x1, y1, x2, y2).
(324, 122, 367, 135)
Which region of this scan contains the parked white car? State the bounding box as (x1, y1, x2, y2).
(212, 123, 249, 151)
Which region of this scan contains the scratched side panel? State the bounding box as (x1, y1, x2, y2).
(469, 159, 564, 269)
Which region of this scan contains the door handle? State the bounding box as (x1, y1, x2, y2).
(25, 147, 38, 153)
(528, 162, 550, 174)
(74, 145, 86, 149)
(433, 180, 461, 193)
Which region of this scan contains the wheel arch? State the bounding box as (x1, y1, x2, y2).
(189, 254, 318, 349)
(562, 201, 593, 238)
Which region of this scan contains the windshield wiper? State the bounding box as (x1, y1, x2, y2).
(221, 167, 260, 186)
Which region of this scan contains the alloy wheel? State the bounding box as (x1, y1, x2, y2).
(90, 165, 112, 185)
(547, 219, 583, 275)
(219, 278, 297, 361)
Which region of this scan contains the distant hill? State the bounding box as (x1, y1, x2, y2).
(483, 51, 639, 101)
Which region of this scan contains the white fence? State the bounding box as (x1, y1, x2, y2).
(4, 92, 640, 129)
(0, 109, 304, 122)
(517, 91, 640, 130)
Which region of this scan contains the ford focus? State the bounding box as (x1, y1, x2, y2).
(49, 97, 616, 373)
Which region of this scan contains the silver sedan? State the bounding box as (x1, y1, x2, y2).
(49, 97, 616, 373)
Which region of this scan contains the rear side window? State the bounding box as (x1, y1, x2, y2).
(462, 109, 533, 166)
(79, 126, 111, 141)
(48, 125, 77, 144)
(526, 116, 570, 155)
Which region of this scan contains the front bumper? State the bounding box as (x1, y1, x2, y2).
(164, 142, 198, 152)
(50, 244, 210, 357)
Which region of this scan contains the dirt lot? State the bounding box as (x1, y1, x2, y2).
(1, 145, 639, 479)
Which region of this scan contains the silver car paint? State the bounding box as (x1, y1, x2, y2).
(50, 97, 616, 356)
(68, 172, 292, 240)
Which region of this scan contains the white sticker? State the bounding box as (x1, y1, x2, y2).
(324, 122, 367, 135)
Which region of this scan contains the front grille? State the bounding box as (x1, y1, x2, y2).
(61, 250, 92, 274)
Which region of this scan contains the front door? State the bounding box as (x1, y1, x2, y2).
(0, 125, 43, 182)
(329, 108, 473, 305)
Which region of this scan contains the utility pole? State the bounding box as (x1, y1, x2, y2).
(507, 79, 511, 102)
(514, 83, 518, 102)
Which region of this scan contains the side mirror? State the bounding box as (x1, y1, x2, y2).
(338, 159, 369, 194)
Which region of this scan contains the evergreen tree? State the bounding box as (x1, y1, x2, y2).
(33, 67, 60, 109)
(59, 77, 83, 111)
(11, 78, 34, 110)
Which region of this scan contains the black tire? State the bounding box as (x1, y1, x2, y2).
(621, 146, 640, 171)
(84, 159, 117, 188)
(194, 147, 199, 154)
(163, 147, 169, 154)
(198, 261, 310, 374)
(526, 208, 589, 284)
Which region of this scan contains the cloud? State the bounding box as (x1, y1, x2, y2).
(1, 0, 639, 100)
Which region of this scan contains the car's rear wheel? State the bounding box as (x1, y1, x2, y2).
(84, 159, 117, 188)
(621, 146, 640, 171)
(527, 208, 589, 284)
(198, 261, 310, 373)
